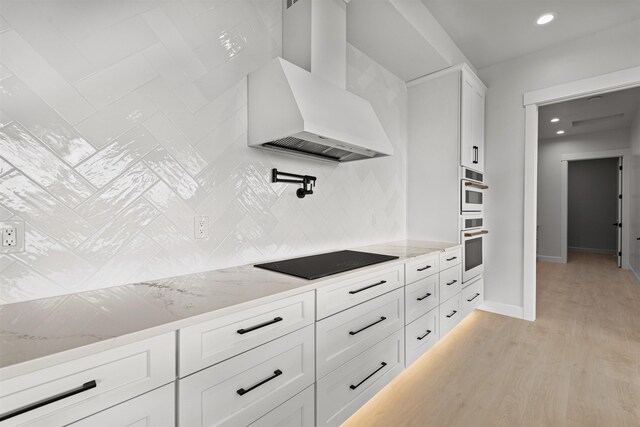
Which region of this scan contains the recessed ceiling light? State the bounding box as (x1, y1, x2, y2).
(536, 13, 555, 25)
(556, 130, 565, 135)
(550, 117, 560, 123)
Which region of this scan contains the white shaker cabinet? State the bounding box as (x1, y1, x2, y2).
(407, 63, 487, 242)
(460, 69, 486, 173)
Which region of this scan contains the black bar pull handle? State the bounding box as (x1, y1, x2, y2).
(473, 146, 479, 164)
(445, 280, 457, 286)
(349, 317, 387, 335)
(349, 280, 386, 295)
(467, 293, 480, 302)
(446, 256, 458, 261)
(417, 330, 432, 340)
(349, 362, 387, 390)
(446, 310, 458, 318)
(0, 380, 97, 422)
(416, 265, 432, 272)
(416, 292, 432, 301)
(237, 317, 283, 335)
(237, 370, 283, 396)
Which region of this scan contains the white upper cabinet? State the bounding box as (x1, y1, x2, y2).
(460, 68, 486, 173)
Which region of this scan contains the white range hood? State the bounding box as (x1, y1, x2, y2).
(247, 0, 393, 163)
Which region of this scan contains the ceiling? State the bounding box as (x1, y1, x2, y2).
(347, 0, 452, 81)
(538, 86, 640, 139)
(421, 0, 640, 69)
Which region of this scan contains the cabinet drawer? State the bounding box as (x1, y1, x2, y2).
(462, 276, 483, 317)
(404, 254, 439, 285)
(179, 325, 314, 427)
(439, 247, 461, 270)
(405, 275, 439, 324)
(405, 307, 439, 367)
(316, 329, 404, 427)
(439, 292, 462, 337)
(439, 265, 462, 304)
(179, 291, 314, 377)
(316, 288, 403, 379)
(249, 385, 314, 427)
(70, 383, 174, 427)
(316, 266, 404, 320)
(0, 333, 175, 427)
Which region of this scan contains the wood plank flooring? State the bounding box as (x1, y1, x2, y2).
(342, 252, 640, 426)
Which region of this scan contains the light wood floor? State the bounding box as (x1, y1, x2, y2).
(342, 253, 640, 426)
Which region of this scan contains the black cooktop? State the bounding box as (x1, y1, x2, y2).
(254, 250, 398, 280)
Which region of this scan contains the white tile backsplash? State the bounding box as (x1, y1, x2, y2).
(0, 0, 407, 304)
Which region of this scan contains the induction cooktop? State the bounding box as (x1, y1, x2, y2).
(254, 250, 399, 280)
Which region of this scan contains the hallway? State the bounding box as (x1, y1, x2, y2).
(343, 253, 640, 426)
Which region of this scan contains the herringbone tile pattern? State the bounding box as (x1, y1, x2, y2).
(0, 0, 407, 304)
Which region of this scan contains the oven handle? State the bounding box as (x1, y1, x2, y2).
(464, 182, 489, 190)
(464, 230, 489, 238)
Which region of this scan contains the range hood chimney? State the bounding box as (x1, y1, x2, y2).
(247, 0, 394, 163)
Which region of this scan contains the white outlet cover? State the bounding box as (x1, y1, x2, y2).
(194, 216, 209, 239)
(0, 220, 25, 253)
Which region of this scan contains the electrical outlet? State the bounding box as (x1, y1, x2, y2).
(194, 216, 209, 239)
(0, 220, 25, 253)
(2, 227, 16, 246)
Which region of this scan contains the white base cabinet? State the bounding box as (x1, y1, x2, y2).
(70, 384, 175, 427)
(405, 306, 439, 366)
(179, 325, 314, 427)
(316, 329, 404, 427)
(249, 386, 315, 427)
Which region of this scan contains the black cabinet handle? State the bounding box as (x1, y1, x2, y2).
(237, 317, 283, 335)
(473, 146, 478, 164)
(445, 280, 457, 286)
(349, 317, 387, 335)
(416, 265, 432, 272)
(467, 293, 480, 302)
(417, 330, 432, 340)
(416, 292, 432, 301)
(349, 280, 386, 294)
(0, 380, 97, 422)
(237, 370, 282, 396)
(446, 256, 457, 261)
(349, 362, 387, 390)
(446, 310, 458, 318)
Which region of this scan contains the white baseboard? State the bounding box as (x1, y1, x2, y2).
(479, 300, 524, 319)
(630, 264, 640, 284)
(536, 255, 564, 263)
(567, 246, 616, 255)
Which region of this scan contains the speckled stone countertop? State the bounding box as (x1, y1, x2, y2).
(0, 240, 458, 379)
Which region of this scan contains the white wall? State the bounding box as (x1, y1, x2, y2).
(630, 109, 640, 281)
(478, 19, 640, 308)
(567, 158, 619, 253)
(537, 129, 630, 259)
(0, 0, 407, 304)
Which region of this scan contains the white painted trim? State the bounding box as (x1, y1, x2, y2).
(630, 265, 640, 284)
(537, 255, 564, 263)
(522, 66, 640, 326)
(523, 66, 640, 106)
(479, 300, 524, 319)
(523, 104, 538, 321)
(561, 161, 568, 264)
(560, 150, 631, 270)
(560, 149, 631, 161)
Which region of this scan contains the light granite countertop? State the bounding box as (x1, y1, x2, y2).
(0, 240, 458, 379)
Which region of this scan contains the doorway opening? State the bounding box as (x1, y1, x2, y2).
(566, 157, 621, 267)
(522, 67, 640, 321)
